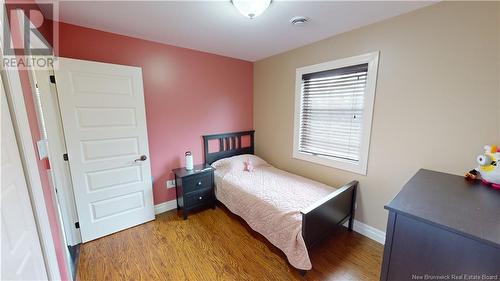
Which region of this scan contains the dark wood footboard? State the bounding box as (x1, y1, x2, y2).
(301, 181, 358, 250)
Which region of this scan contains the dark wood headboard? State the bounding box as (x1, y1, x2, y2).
(203, 130, 254, 165)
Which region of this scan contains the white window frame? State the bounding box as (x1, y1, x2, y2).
(293, 52, 379, 175)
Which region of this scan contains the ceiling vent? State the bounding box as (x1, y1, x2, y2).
(290, 16, 309, 26)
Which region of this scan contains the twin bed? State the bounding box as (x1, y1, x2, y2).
(202, 130, 358, 272)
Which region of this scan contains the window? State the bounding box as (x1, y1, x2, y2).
(293, 52, 379, 175)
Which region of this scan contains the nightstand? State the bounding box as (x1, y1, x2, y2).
(173, 164, 215, 220)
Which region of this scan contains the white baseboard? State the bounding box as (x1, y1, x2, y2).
(154, 199, 177, 215)
(344, 219, 386, 244)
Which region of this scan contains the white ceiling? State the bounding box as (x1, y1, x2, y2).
(40, 1, 435, 62)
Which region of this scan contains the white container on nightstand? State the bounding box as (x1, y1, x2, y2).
(185, 151, 193, 171)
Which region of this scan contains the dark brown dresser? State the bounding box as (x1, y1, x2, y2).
(381, 169, 500, 281)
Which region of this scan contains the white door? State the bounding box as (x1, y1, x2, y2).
(54, 58, 154, 242)
(1, 81, 48, 280)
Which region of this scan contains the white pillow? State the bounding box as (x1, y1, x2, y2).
(211, 154, 269, 171)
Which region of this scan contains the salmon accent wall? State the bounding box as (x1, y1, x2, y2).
(54, 21, 253, 204)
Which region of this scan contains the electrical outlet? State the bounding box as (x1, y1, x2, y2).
(166, 180, 176, 189)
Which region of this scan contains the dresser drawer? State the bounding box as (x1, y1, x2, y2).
(183, 172, 212, 193)
(185, 188, 213, 208)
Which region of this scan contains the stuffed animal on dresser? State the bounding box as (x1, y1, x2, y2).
(465, 145, 500, 189)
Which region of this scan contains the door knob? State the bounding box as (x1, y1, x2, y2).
(134, 155, 148, 162)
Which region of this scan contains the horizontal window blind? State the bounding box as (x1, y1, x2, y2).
(299, 63, 369, 162)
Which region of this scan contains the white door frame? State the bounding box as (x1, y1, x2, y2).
(30, 67, 82, 247)
(0, 6, 67, 281)
(14, 4, 77, 277)
(27, 62, 80, 278)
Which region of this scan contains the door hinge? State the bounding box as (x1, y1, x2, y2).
(75, 222, 80, 229)
(49, 75, 56, 84)
(63, 153, 68, 161)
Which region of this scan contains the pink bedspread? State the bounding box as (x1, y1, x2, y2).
(214, 164, 335, 270)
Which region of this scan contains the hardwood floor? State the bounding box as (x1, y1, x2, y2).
(77, 207, 383, 281)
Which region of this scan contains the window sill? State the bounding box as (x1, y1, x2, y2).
(292, 151, 367, 175)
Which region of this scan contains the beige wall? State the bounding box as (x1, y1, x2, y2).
(254, 1, 500, 232)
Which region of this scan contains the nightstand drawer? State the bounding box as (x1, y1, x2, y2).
(185, 188, 213, 207)
(183, 173, 212, 193)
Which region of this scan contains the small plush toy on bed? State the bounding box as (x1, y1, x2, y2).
(465, 145, 500, 189)
(244, 159, 254, 172)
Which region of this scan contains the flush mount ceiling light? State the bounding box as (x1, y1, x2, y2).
(232, 0, 272, 19)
